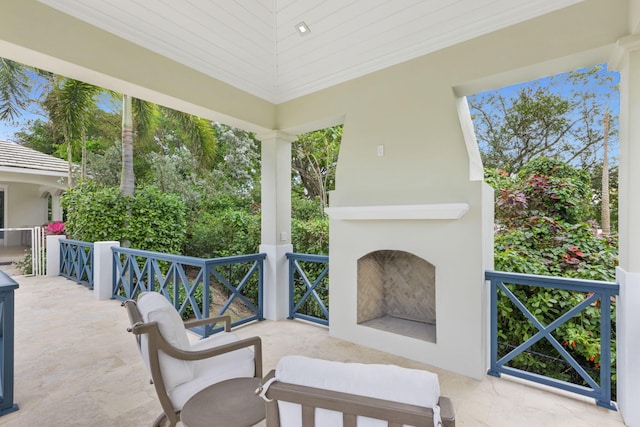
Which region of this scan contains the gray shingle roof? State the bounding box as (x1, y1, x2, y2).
(0, 140, 68, 173)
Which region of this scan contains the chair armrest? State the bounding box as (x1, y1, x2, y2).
(438, 396, 456, 427)
(184, 315, 232, 332)
(122, 300, 144, 331)
(155, 334, 263, 377)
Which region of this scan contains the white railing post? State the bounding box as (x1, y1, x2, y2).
(45, 235, 65, 276)
(93, 241, 120, 300)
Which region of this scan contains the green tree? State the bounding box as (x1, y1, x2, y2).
(292, 125, 342, 214)
(46, 78, 100, 184)
(468, 65, 618, 173)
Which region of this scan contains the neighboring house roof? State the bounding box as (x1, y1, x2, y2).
(0, 140, 67, 174)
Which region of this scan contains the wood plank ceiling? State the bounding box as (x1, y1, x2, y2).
(38, 0, 583, 104)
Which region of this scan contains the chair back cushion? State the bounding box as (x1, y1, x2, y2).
(137, 292, 194, 392)
(275, 355, 440, 427)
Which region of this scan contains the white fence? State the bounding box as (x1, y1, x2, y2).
(0, 227, 46, 276)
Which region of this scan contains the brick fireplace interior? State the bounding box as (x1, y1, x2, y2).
(357, 250, 436, 342)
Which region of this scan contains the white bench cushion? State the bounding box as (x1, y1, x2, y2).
(275, 355, 441, 427)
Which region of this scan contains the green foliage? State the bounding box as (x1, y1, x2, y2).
(62, 182, 187, 253)
(15, 249, 34, 275)
(292, 195, 326, 221)
(489, 157, 618, 394)
(183, 209, 260, 258)
(292, 218, 329, 255)
(292, 125, 342, 210)
(62, 181, 127, 242)
(0, 58, 30, 122)
(126, 185, 187, 254)
(86, 143, 122, 186)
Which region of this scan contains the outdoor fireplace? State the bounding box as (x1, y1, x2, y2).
(325, 194, 493, 380)
(357, 250, 436, 342)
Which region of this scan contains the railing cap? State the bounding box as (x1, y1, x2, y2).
(0, 271, 19, 291)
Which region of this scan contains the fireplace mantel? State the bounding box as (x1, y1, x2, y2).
(324, 203, 469, 220)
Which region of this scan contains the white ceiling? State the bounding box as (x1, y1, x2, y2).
(38, 0, 583, 104)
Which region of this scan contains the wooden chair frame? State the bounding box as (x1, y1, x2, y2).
(123, 300, 263, 427)
(261, 370, 455, 427)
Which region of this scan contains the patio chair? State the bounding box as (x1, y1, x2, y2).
(257, 355, 455, 427)
(123, 291, 264, 427)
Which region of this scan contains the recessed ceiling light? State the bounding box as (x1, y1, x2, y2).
(295, 21, 310, 36)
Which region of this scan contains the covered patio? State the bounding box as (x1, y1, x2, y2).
(1, 274, 626, 426)
(1, 0, 640, 425)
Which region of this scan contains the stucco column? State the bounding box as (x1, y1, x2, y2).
(93, 241, 120, 300)
(257, 131, 296, 320)
(51, 193, 63, 221)
(610, 34, 640, 426)
(45, 234, 64, 276)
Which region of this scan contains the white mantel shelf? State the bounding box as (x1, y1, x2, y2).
(324, 203, 470, 220)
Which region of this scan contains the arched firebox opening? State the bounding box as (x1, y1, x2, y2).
(357, 250, 436, 343)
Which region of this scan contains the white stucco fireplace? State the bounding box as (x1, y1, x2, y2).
(326, 190, 494, 379)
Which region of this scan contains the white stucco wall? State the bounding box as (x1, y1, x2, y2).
(5, 182, 47, 228)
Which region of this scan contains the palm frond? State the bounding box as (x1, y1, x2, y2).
(0, 58, 30, 122)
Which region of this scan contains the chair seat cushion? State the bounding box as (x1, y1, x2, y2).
(137, 292, 194, 392)
(168, 332, 256, 410)
(275, 355, 441, 427)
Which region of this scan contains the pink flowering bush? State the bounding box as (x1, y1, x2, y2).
(44, 221, 65, 235)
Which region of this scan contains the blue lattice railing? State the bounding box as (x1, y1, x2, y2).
(286, 253, 329, 326)
(59, 239, 94, 288)
(485, 270, 618, 409)
(111, 247, 265, 337)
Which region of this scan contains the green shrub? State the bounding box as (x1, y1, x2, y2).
(62, 181, 126, 242)
(183, 209, 260, 258)
(62, 182, 187, 253)
(291, 217, 329, 255)
(126, 185, 187, 254)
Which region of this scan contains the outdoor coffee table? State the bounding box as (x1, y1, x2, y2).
(180, 377, 266, 427)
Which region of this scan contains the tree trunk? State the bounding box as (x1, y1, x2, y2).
(65, 128, 73, 188)
(81, 127, 87, 180)
(601, 111, 610, 234)
(120, 94, 135, 197)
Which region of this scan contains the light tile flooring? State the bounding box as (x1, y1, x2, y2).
(0, 275, 627, 426)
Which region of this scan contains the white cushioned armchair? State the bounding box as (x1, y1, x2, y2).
(124, 291, 262, 427)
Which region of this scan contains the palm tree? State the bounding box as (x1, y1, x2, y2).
(164, 108, 217, 170)
(0, 57, 30, 124)
(120, 94, 136, 196)
(47, 77, 99, 185)
(119, 97, 217, 196)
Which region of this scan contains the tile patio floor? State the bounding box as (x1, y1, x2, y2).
(0, 274, 627, 426)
